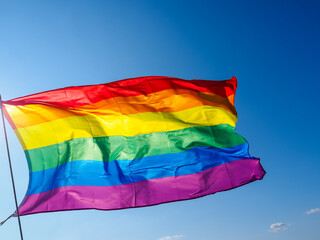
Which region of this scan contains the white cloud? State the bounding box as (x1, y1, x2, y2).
(306, 208, 320, 215)
(269, 222, 289, 232)
(158, 235, 184, 240)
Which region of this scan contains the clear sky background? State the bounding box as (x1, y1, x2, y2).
(0, 1, 319, 239)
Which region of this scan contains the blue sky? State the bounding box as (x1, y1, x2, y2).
(0, 1, 319, 239)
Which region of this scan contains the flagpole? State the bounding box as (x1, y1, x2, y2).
(0, 95, 24, 240)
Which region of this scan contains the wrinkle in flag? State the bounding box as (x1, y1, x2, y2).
(2, 76, 265, 215)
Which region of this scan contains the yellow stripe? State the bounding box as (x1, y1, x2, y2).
(15, 106, 237, 150)
(5, 89, 235, 129)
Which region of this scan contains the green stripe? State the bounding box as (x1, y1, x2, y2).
(25, 124, 247, 172)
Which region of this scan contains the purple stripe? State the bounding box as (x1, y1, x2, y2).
(18, 159, 265, 215)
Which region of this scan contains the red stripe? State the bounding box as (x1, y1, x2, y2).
(4, 76, 237, 108)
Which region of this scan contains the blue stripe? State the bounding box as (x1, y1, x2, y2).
(26, 143, 250, 195)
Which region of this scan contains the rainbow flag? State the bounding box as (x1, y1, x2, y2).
(2, 76, 265, 215)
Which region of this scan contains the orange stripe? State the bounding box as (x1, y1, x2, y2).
(5, 89, 236, 129)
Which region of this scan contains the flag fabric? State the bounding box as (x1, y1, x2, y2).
(2, 76, 265, 216)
